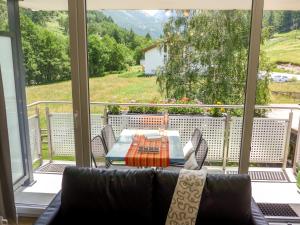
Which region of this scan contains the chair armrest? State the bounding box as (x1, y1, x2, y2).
(250, 199, 268, 225)
(34, 192, 62, 225)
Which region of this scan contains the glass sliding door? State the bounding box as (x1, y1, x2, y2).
(86, 1, 252, 171)
(0, 35, 25, 183)
(0, 0, 28, 185)
(250, 3, 300, 209)
(20, 3, 76, 168)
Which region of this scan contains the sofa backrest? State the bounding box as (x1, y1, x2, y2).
(60, 167, 252, 225)
(60, 167, 154, 225)
(154, 170, 252, 225)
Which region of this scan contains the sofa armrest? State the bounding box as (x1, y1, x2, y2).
(34, 192, 61, 225)
(250, 199, 268, 225)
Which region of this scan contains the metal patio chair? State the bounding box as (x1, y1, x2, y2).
(91, 135, 111, 168)
(195, 138, 208, 169)
(166, 128, 203, 170)
(101, 125, 117, 152)
(190, 128, 203, 153)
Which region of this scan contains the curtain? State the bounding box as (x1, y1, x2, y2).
(0, 68, 17, 224)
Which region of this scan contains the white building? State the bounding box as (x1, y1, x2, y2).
(140, 44, 166, 75)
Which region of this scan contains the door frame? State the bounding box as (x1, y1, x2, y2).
(5, 0, 33, 188)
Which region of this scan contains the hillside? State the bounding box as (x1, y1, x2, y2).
(264, 30, 300, 66)
(26, 67, 294, 108)
(19, 9, 153, 85)
(26, 69, 161, 107)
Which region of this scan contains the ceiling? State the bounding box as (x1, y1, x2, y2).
(19, 0, 300, 11)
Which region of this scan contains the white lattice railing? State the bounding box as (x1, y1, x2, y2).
(48, 113, 104, 156)
(108, 114, 226, 161)
(46, 112, 291, 165)
(228, 117, 289, 163)
(168, 116, 226, 162)
(26, 101, 300, 170)
(28, 115, 41, 163)
(108, 114, 166, 138)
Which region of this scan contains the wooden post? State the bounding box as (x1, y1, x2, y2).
(293, 117, 300, 174)
(283, 111, 293, 170)
(222, 115, 231, 171)
(239, 0, 264, 174)
(103, 106, 108, 126)
(69, 0, 91, 167)
(45, 106, 53, 163)
(35, 106, 43, 166)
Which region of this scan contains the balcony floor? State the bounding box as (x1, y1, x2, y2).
(15, 164, 300, 217)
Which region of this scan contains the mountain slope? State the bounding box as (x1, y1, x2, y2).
(103, 10, 168, 39)
(264, 30, 300, 65)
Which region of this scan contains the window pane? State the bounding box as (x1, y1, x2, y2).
(0, 36, 24, 183)
(86, 3, 252, 170)
(16, 2, 74, 208)
(251, 7, 300, 207)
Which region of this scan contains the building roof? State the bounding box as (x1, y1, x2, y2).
(142, 44, 160, 53)
(20, 0, 300, 11)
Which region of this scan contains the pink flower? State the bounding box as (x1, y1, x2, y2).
(181, 97, 190, 103)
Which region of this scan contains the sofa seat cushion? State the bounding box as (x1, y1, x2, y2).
(60, 167, 154, 225)
(154, 170, 252, 225)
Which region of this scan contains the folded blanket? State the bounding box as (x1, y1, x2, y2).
(165, 168, 207, 225)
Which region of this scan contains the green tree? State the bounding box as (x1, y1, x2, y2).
(280, 11, 293, 32)
(21, 15, 70, 85)
(88, 34, 109, 77)
(157, 10, 271, 105)
(292, 11, 300, 30)
(88, 34, 135, 76)
(22, 10, 59, 26)
(19, 9, 152, 85)
(102, 35, 134, 71)
(0, 0, 8, 31)
(57, 13, 69, 34)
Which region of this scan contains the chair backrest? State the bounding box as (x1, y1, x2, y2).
(195, 138, 208, 169)
(182, 128, 202, 160)
(191, 128, 202, 150)
(91, 135, 110, 168)
(101, 125, 116, 152)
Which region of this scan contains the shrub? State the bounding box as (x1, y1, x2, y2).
(209, 108, 223, 117)
(227, 109, 243, 117)
(209, 102, 225, 117)
(254, 109, 269, 117)
(128, 106, 144, 114)
(167, 107, 190, 115)
(144, 106, 159, 114)
(167, 98, 204, 115)
(107, 105, 121, 115)
(188, 107, 204, 115)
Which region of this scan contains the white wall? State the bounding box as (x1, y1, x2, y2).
(142, 47, 165, 75)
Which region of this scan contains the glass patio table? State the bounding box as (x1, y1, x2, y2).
(106, 129, 185, 165)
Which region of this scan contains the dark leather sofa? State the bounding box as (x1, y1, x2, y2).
(34, 167, 268, 225)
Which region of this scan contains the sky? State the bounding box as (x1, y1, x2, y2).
(142, 10, 172, 17)
(142, 10, 159, 16)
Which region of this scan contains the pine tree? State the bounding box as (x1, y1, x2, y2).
(280, 11, 293, 32)
(145, 32, 152, 40)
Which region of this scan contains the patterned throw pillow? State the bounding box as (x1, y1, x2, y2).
(182, 140, 195, 160)
(184, 152, 199, 170)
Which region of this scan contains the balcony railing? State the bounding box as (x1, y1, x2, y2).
(27, 101, 300, 171)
